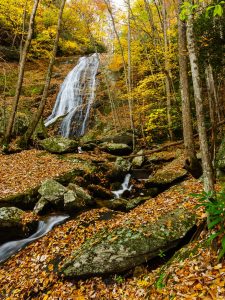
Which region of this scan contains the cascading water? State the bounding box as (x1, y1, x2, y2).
(45, 53, 99, 137)
(0, 215, 69, 263)
(112, 174, 133, 198)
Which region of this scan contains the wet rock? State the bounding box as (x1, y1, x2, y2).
(81, 142, 97, 151)
(0, 207, 26, 243)
(33, 197, 51, 215)
(0, 187, 39, 210)
(107, 157, 131, 181)
(39, 137, 79, 154)
(131, 168, 152, 180)
(99, 142, 132, 156)
(0, 207, 24, 227)
(88, 184, 113, 200)
(59, 208, 196, 277)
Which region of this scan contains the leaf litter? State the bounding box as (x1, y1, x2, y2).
(0, 150, 224, 299)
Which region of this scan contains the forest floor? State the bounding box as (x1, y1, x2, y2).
(0, 149, 225, 299)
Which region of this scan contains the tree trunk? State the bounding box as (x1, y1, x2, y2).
(127, 0, 135, 149)
(205, 63, 217, 166)
(178, 0, 201, 178)
(104, 0, 135, 141)
(19, 0, 66, 147)
(162, 0, 173, 141)
(20, 0, 28, 62)
(4, 0, 40, 144)
(186, 13, 214, 192)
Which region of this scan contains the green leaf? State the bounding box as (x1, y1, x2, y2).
(221, 235, 225, 249)
(213, 5, 223, 16)
(218, 247, 225, 260)
(207, 232, 220, 244)
(208, 218, 222, 229)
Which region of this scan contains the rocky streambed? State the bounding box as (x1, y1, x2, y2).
(0, 135, 201, 296)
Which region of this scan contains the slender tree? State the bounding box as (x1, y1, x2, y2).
(178, 0, 201, 178)
(104, 0, 135, 144)
(3, 0, 40, 144)
(162, 0, 174, 141)
(186, 11, 214, 192)
(20, 0, 66, 147)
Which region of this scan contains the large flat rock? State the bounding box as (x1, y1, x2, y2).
(59, 208, 195, 278)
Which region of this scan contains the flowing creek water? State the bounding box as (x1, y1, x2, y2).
(45, 53, 99, 137)
(0, 215, 69, 264)
(112, 174, 133, 198)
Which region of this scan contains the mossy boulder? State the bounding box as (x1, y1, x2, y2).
(0, 207, 27, 243)
(107, 157, 131, 182)
(96, 198, 128, 211)
(132, 150, 145, 168)
(0, 111, 29, 137)
(39, 137, 79, 154)
(102, 132, 134, 146)
(145, 157, 187, 188)
(64, 183, 94, 212)
(126, 196, 149, 211)
(34, 179, 66, 214)
(38, 179, 66, 203)
(59, 208, 195, 277)
(99, 142, 132, 156)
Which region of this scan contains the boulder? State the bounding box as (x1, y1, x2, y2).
(96, 198, 128, 211)
(39, 137, 79, 154)
(64, 190, 86, 212)
(126, 196, 149, 211)
(59, 208, 195, 277)
(102, 132, 134, 146)
(88, 184, 113, 200)
(38, 179, 66, 204)
(147, 151, 175, 164)
(99, 142, 132, 156)
(0, 207, 26, 243)
(33, 197, 50, 215)
(65, 184, 94, 212)
(131, 150, 145, 168)
(0, 207, 24, 228)
(115, 157, 131, 173)
(107, 157, 131, 181)
(0, 111, 29, 137)
(145, 157, 187, 189)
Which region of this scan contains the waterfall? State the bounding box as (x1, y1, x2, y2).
(45, 53, 99, 137)
(112, 174, 133, 198)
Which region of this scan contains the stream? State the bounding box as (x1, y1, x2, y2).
(0, 214, 69, 264)
(112, 173, 133, 198)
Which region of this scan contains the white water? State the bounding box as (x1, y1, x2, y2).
(45, 53, 99, 137)
(0, 215, 69, 264)
(112, 174, 133, 198)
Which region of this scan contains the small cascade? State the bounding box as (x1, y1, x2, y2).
(45, 53, 99, 137)
(112, 174, 133, 198)
(0, 215, 69, 263)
